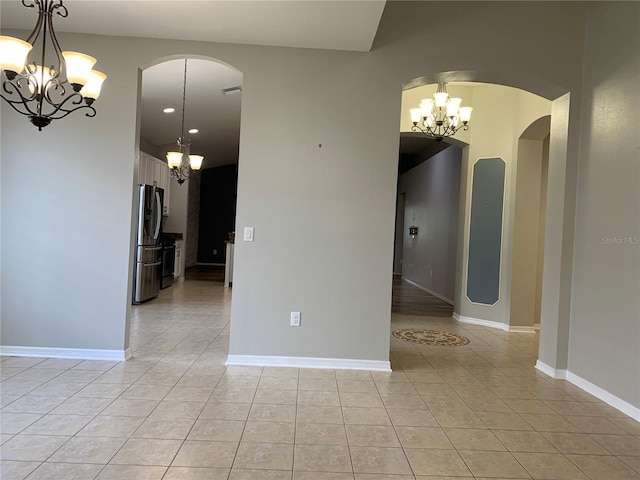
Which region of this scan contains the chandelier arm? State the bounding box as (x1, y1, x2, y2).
(1, 93, 39, 117)
(1, 79, 39, 116)
(43, 78, 69, 105)
(46, 103, 96, 120)
(39, 92, 96, 120)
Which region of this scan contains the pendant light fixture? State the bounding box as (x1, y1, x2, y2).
(409, 83, 472, 141)
(0, 0, 106, 131)
(166, 59, 203, 185)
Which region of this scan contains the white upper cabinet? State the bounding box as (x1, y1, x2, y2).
(138, 151, 171, 216)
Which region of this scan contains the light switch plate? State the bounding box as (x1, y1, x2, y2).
(243, 227, 254, 242)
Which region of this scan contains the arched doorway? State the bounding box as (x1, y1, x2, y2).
(395, 77, 571, 374)
(510, 116, 551, 332)
(129, 55, 243, 346)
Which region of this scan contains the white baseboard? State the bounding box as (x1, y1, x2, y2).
(535, 360, 568, 379)
(536, 360, 640, 421)
(566, 371, 640, 421)
(0, 346, 130, 362)
(508, 326, 537, 333)
(453, 313, 536, 333)
(453, 312, 508, 331)
(403, 278, 454, 305)
(226, 355, 391, 372)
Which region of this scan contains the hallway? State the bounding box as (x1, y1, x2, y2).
(391, 275, 454, 317)
(1, 279, 638, 479)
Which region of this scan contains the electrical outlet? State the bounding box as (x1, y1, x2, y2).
(213, 249, 218, 255)
(290, 311, 301, 327)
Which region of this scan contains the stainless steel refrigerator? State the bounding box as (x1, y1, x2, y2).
(132, 184, 164, 304)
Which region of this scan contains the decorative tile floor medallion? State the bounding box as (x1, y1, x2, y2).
(392, 329, 470, 346)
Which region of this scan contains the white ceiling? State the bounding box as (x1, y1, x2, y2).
(0, 0, 386, 52)
(1, 0, 387, 169)
(141, 59, 243, 168)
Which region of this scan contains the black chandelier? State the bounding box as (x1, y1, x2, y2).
(409, 83, 472, 141)
(0, 0, 106, 130)
(166, 59, 203, 185)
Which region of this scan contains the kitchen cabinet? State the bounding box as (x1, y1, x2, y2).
(138, 151, 171, 216)
(174, 240, 184, 278)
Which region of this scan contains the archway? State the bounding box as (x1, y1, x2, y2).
(128, 54, 243, 348)
(396, 76, 573, 375)
(510, 116, 551, 332)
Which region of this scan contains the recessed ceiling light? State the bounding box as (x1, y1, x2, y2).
(163, 107, 175, 113)
(188, 128, 199, 134)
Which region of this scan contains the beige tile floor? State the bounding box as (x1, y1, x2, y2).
(1, 279, 639, 479)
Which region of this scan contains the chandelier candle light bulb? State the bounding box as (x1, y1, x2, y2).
(0, 36, 33, 78)
(61, 51, 96, 89)
(410, 82, 472, 141)
(80, 70, 107, 103)
(188, 155, 204, 171)
(166, 152, 184, 169)
(27, 65, 53, 96)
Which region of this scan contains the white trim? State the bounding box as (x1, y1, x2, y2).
(566, 371, 640, 422)
(535, 360, 567, 379)
(453, 312, 508, 331)
(453, 313, 535, 333)
(226, 355, 391, 372)
(534, 323, 541, 331)
(403, 278, 454, 305)
(535, 361, 640, 421)
(508, 325, 537, 334)
(0, 346, 129, 362)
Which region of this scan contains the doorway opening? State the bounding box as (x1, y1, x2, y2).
(135, 56, 242, 290)
(392, 80, 553, 337)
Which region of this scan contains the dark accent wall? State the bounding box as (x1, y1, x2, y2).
(186, 171, 201, 268)
(197, 164, 238, 264)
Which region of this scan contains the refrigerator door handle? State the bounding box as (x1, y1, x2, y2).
(154, 190, 162, 240)
(143, 260, 162, 267)
(145, 246, 163, 251)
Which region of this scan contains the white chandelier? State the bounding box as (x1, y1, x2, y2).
(166, 59, 203, 185)
(410, 83, 472, 141)
(0, 0, 106, 131)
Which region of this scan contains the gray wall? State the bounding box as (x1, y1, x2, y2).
(398, 147, 461, 303)
(1, 2, 639, 410)
(228, 47, 399, 361)
(568, 2, 640, 408)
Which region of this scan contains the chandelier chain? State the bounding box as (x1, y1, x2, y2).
(166, 58, 203, 185)
(179, 58, 187, 146)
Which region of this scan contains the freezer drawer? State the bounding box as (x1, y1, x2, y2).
(132, 260, 161, 304)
